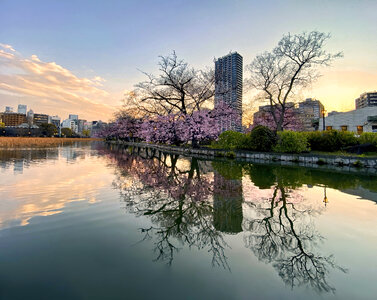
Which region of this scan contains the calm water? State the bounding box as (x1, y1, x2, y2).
(1, 142, 377, 300)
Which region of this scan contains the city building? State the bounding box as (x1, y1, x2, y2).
(252, 102, 297, 127)
(5, 106, 13, 113)
(214, 52, 243, 132)
(319, 106, 377, 134)
(91, 120, 107, 136)
(33, 113, 49, 126)
(298, 98, 324, 131)
(50, 115, 61, 129)
(27, 109, 34, 124)
(0, 113, 27, 126)
(78, 119, 87, 134)
(17, 104, 27, 115)
(62, 118, 78, 133)
(355, 92, 377, 109)
(69, 114, 79, 121)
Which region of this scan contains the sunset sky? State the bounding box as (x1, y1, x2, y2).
(1, 0, 376, 121)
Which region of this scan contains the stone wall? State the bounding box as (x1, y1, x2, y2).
(108, 140, 377, 174)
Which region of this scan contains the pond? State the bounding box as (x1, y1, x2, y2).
(0, 142, 376, 299)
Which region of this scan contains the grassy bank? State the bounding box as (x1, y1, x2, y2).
(0, 137, 102, 148)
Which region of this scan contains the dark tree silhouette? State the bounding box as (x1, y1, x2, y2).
(247, 31, 342, 131)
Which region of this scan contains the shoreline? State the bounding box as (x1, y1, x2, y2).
(107, 140, 377, 173)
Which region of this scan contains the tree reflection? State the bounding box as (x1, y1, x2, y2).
(104, 145, 229, 269)
(243, 164, 347, 293)
(104, 146, 348, 292)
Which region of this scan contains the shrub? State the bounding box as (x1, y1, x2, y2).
(305, 130, 358, 152)
(353, 160, 363, 168)
(359, 132, 377, 146)
(212, 131, 247, 150)
(245, 125, 277, 152)
(273, 131, 310, 153)
(225, 151, 236, 158)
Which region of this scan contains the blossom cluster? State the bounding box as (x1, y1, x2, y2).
(98, 102, 238, 146)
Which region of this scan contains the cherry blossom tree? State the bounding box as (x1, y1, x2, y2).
(176, 102, 237, 147)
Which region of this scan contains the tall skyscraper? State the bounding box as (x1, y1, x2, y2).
(17, 104, 27, 114)
(214, 52, 243, 132)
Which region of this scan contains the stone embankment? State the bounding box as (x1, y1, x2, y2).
(107, 140, 377, 174)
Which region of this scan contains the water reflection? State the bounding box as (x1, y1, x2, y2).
(101, 145, 377, 293)
(106, 146, 229, 268)
(0, 142, 108, 229)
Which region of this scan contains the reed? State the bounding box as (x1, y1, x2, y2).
(0, 137, 102, 148)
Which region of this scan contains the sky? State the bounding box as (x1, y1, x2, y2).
(0, 0, 376, 121)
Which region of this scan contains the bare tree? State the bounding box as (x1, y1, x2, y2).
(133, 51, 215, 116)
(247, 31, 342, 131)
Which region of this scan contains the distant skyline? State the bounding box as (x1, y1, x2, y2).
(1, 0, 376, 121)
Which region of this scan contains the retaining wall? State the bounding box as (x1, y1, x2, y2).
(107, 140, 377, 174)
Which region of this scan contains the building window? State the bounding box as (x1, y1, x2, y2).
(357, 126, 363, 135)
(326, 126, 333, 131)
(341, 125, 348, 131)
(372, 125, 377, 133)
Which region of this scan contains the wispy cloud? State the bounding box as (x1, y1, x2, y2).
(0, 44, 116, 120)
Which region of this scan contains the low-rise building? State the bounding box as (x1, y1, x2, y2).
(319, 106, 377, 134)
(0, 113, 27, 127)
(33, 113, 49, 125)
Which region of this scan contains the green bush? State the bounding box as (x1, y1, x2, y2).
(305, 130, 358, 152)
(273, 131, 310, 153)
(245, 125, 277, 152)
(212, 131, 247, 150)
(359, 132, 377, 146)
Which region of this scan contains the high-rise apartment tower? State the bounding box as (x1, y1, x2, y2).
(214, 52, 243, 132)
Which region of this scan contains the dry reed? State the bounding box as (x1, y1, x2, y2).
(0, 137, 102, 148)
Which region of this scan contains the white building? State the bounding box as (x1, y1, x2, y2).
(17, 104, 27, 114)
(319, 107, 377, 134)
(50, 115, 61, 129)
(61, 119, 78, 133)
(5, 106, 13, 113)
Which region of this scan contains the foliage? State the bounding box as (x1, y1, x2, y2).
(102, 116, 140, 140)
(359, 132, 377, 146)
(0, 122, 5, 128)
(82, 129, 91, 137)
(246, 125, 277, 152)
(139, 114, 181, 145)
(273, 131, 310, 153)
(305, 130, 358, 152)
(39, 123, 57, 137)
(61, 128, 73, 137)
(212, 131, 247, 150)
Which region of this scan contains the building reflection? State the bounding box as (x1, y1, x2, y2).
(213, 168, 243, 234)
(0, 148, 59, 174)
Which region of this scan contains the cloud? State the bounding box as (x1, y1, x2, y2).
(0, 44, 117, 120)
